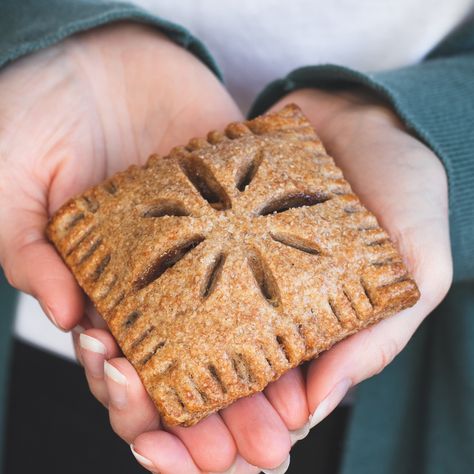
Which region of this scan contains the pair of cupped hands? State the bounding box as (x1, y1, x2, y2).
(0, 23, 452, 474)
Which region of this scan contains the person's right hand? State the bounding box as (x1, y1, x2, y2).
(0, 22, 242, 329)
(0, 23, 310, 474)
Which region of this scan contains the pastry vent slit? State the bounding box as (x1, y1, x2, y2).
(378, 275, 410, 289)
(276, 335, 290, 362)
(108, 291, 125, 313)
(131, 325, 156, 349)
(134, 236, 205, 291)
(140, 340, 166, 365)
(331, 188, 349, 196)
(83, 195, 99, 213)
(236, 150, 264, 191)
(342, 288, 360, 320)
(202, 253, 226, 298)
(208, 364, 227, 393)
(96, 275, 117, 301)
(360, 279, 375, 308)
(65, 213, 85, 231)
(91, 254, 111, 281)
(258, 192, 330, 216)
(78, 238, 102, 264)
(170, 388, 186, 410)
(124, 310, 141, 328)
(232, 354, 254, 384)
(270, 232, 322, 255)
(344, 205, 362, 214)
(103, 181, 117, 195)
(372, 258, 398, 267)
(264, 355, 274, 371)
(159, 360, 177, 376)
(296, 324, 308, 350)
(247, 249, 281, 308)
(328, 299, 343, 325)
(142, 201, 190, 218)
(65, 226, 96, 256)
(179, 155, 231, 210)
(367, 238, 391, 247)
(188, 375, 208, 403)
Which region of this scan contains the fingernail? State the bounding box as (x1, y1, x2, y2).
(309, 378, 352, 429)
(79, 333, 106, 378)
(104, 361, 128, 409)
(261, 454, 291, 474)
(289, 420, 310, 445)
(79, 333, 106, 354)
(130, 444, 157, 472)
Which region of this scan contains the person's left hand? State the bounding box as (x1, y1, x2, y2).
(266, 87, 453, 438)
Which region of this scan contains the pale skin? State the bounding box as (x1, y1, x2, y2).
(0, 23, 452, 474)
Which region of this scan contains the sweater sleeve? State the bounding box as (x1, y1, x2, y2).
(0, 0, 221, 78)
(250, 20, 474, 283)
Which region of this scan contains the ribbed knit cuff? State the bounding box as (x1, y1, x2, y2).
(0, 271, 17, 468)
(250, 57, 474, 282)
(0, 0, 221, 79)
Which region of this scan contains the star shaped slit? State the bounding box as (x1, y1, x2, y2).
(132, 150, 332, 308)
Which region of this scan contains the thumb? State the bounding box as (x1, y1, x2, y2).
(0, 207, 84, 331)
(305, 216, 452, 427)
(305, 302, 424, 427)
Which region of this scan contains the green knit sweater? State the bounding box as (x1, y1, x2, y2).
(0, 2, 473, 473)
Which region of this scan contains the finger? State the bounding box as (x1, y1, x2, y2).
(232, 455, 262, 474)
(216, 454, 263, 474)
(84, 300, 109, 330)
(168, 413, 237, 473)
(264, 366, 309, 431)
(79, 328, 121, 407)
(0, 208, 84, 331)
(71, 312, 96, 365)
(221, 392, 291, 470)
(104, 357, 160, 444)
(71, 325, 86, 365)
(306, 303, 426, 429)
(132, 431, 201, 474)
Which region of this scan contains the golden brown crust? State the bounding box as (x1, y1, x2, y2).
(47, 104, 420, 426)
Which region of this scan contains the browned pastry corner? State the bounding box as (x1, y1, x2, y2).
(46, 104, 420, 426)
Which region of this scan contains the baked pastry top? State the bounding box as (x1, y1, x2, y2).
(47, 104, 420, 426)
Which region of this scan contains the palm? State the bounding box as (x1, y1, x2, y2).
(0, 26, 239, 212)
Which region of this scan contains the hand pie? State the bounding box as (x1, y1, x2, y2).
(47, 105, 420, 426)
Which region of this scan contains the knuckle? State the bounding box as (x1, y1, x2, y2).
(419, 255, 453, 309)
(247, 430, 289, 468)
(372, 338, 401, 376)
(3, 263, 19, 289)
(86, 378, 109, 408)
(109, 413, 134, 445)
(393, 219, 453, 312)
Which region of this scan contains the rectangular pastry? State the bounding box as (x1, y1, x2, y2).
(47, 104, 420, 426)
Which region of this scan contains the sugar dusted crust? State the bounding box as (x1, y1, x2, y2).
(47, 104, 420, 426)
